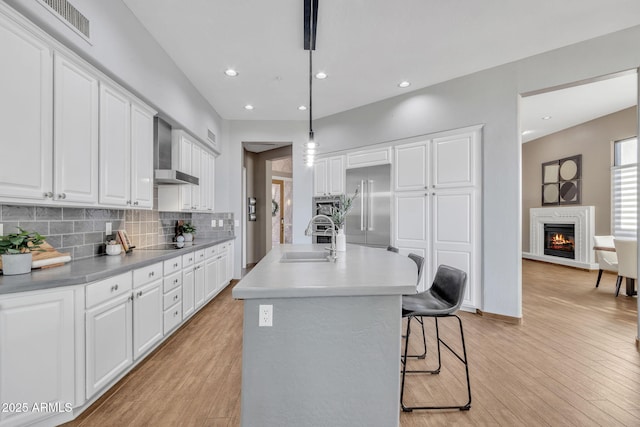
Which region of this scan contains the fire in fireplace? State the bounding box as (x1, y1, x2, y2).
(544, 224, 575, 259)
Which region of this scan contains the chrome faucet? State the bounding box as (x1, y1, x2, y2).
(305, 214, 337, 261)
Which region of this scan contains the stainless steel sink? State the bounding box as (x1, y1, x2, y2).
(280, 251, 330, 263)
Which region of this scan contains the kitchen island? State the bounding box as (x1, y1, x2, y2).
(232, 244, 416, 427)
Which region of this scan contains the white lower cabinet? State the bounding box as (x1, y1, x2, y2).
(85, 272, 133, 399)
(182, 263, 196, 318)
(132, 279, 163, 360)
(0, 289, 75, 427)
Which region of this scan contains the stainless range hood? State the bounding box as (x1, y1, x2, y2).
(154, 117, 199, 185)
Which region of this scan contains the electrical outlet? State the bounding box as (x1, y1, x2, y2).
(211, 219, 216, 227)
(218, 219, 224, 227)
(259, 304, 273, 327)
(105, 222, 112, 235)
(235, 220, 240, 227)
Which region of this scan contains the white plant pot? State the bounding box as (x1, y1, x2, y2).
(2, 253, 33, 276)
(106, 244, 122, 256)
(183, 233, 193, 242)
(336, 228, 346, 252)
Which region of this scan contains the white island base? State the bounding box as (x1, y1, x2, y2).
(233, 244, 416, 427)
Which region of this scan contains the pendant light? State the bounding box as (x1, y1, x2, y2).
(304, 0, 318, 167)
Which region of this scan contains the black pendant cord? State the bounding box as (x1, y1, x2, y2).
(309, 47, 313, 138)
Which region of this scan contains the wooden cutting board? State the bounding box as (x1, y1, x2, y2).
(0, 242, 71, 270)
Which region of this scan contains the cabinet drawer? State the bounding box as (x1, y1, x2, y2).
(206, 245, 218, 258)
(164, 302, 182, 334)
(195, 249, 206, 263)
(133, 262, 163, 287)
(182, 252, 196, 268)
(163, 256, 182, 276)
(163, 286, 182, 310)
(163, 270, 182, 293)
(86, 272, 133, 308)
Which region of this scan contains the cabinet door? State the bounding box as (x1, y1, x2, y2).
(226, 242, 234, 282)
(182, 266, 195, 318)
(394, 192, 429, 290)
(328, 156, 345, 195)
(53, 53, 99, 204)
(217, 253, 228, 290)
(209, 155, 216, 211)
(191, 145, 201, 210)
(132, 280, 163, 360)
(313, 159, 328, 196)
(130, 101, 155, 209)
(99, 82, 131, 206)
(86, 293, 133, 398)
(200, 151, 210, 211)
(432, 131, 477, 189)
(431, 188, 478, 308)
(0, 289, 74, 427)
(204, 257, 218, 301)
(0, 15, 53, 201)
(194, 263, 206, 308)
(394, 141, 429, 192)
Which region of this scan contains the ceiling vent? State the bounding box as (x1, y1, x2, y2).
(207, 129, 216, 145)
(38, 0, 90, 39)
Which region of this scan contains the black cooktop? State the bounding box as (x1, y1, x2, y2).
(144, 242, 197, 250)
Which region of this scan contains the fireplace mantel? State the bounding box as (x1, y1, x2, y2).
(524, 206, 597, 269)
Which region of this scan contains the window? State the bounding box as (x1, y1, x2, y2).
(612, 137, 637, 239)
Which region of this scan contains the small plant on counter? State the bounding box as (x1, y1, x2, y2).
(330, 188, 359, 229)
(182, 223, 197, 234)
(0, 227, 45, 254)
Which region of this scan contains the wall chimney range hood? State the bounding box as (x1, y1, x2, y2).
(154, 117, 199, 185)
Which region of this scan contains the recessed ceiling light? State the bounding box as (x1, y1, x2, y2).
(224, 68, 238, 77)
(315, 72, 327, 79)
(542, 115, 552, 120)
(398, 81, 411, 88)
(298, 105, 307, 111)
(244, 104, 254, 110)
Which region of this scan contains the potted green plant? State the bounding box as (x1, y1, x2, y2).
(0, 227, 45, 275)
(182, 223, 197, 242)
(330, 188, 359, 251)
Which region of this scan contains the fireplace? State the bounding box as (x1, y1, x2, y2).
(544, 224, 575, 259)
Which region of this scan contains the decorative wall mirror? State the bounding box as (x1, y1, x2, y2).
(541, 154, 581, 205)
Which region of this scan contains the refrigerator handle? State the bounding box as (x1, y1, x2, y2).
(360, 180, 365, 231)
(368, 179, 374, 231)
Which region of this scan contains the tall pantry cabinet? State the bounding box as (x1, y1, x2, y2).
(393, 127, 481, 310)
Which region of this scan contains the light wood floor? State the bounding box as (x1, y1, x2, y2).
(65, 260, 640, 426)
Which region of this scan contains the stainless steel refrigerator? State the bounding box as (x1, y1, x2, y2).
(345, 164, 391, 248)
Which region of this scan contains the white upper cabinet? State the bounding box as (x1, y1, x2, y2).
(432, 130, 479, 189)
(130, 101, 155, 209)
(99, 82, 156, 208)
(394, 140, 429, 192)
(99, 82, 131, 207)
(54, 52, 99, 204)
(314, 155, 345, 196)
(191, 145, 202, 210)
(0, 13, 53, 201)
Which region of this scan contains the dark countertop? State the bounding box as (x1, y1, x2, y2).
(0, 236, 235, 296)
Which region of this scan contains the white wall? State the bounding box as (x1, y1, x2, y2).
(4, 0, 223, 143)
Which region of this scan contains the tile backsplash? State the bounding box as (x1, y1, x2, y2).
(0, 200, 234, 261)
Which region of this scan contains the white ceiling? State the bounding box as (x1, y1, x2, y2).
(122, 0, 640, 121)
(521, 72, 638, 143)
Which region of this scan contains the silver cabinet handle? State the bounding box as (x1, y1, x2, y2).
(148, 271, 155, 277)
(136, 291, 142, 298)
(111, 284, 119, 292)
(173, 295, 179, 301)
(57, 193, 66, 199)
(173, 263, 179, 268)
(126, 200, 132, 205)
(134, 201, 139, 206)
(189, 257, 193, 262)
(174, 310, 179, 317)
(174, 278, 179, 284)
(43, 192, 53, 199)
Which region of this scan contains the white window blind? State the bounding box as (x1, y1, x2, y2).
(612, 137, 638, 239)
(612, 164, 637, 239)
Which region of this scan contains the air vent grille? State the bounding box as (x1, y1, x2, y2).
(207, 129, 216, 144)
(40, 0, 90, 38)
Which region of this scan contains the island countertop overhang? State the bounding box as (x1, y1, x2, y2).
(232, 244, 417, 299)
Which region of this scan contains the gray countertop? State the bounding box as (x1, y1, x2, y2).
(0, 237, 235, 295)
(232, 244, 416, 299)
